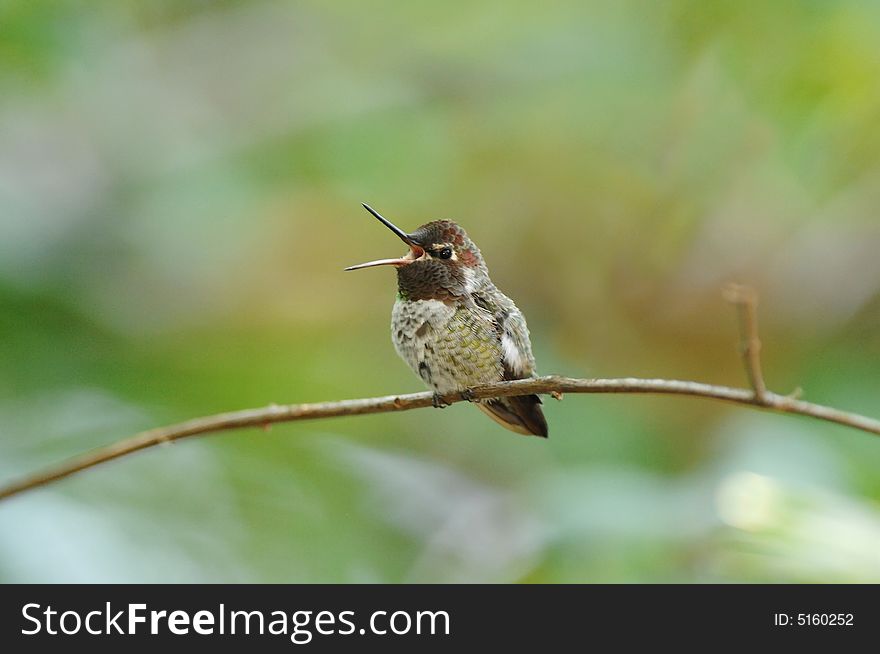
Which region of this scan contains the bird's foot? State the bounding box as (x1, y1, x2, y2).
(432, 392, 451, 409)
(460, 388, 477, 402)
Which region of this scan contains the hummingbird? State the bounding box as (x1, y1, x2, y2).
(345, 203, 548, 438)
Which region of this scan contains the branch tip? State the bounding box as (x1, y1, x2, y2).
(724, 283, 768, 401)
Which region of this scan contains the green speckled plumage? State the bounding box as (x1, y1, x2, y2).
(392, 299, 503, 392)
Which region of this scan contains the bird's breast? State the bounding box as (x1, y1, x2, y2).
(391, 299, 454, 355)
(391, 298, 503, 393)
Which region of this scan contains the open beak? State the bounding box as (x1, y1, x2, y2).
(344, 203, 425, 271)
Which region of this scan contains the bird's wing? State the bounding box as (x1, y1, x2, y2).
(497, 305, 537, 379)
(471, 290, 537, 381)
(470, 289, 547, 437)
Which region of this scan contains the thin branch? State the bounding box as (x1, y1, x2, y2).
(1, 290, 878, 503)
(724, 283, 768, 401)
(1, 376, 878, 502)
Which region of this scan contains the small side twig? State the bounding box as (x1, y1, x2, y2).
(724, 283, 768, 402)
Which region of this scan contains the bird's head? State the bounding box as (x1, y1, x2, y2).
(346, 204, 488, 300)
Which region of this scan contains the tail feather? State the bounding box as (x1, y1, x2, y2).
(476, 395, 548, 438)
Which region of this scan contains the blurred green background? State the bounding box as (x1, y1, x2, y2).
(1, 0, 879, 583)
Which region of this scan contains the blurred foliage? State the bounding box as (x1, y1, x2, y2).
(1, 0, 879, 582)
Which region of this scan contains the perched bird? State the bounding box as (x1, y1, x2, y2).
(345, 203, 548, 438)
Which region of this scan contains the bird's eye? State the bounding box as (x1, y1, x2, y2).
(438, 247, 453, 260)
